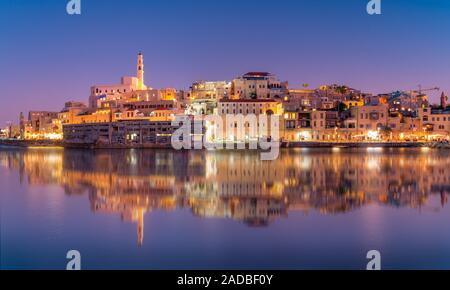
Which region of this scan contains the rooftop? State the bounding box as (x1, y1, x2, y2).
(243, 72, 272, 77)
(219, 98, 278, 103)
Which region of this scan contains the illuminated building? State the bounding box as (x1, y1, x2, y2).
(89, 52, 148, 108)
(344, 99, 364, 108)
(214, 99, 283, 143)
(58, 101, 88, 125)
(418, 106, 450, 140)
(63, 118, 202, 146)
(190, 81, 231, 101)
(231, 72, 288, 99)
(282, 109, 339, 142)
(159, 88, 177, 101)
(218, 98, 282, 116)
(340, 104, 389, 141)
(185, 81, 231, 115)
(22, 111, 61, 140)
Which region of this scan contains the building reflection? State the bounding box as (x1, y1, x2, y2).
(1, 148, 449, 245)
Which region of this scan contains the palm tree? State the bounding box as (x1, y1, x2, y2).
(335, 85, 349, 96)
(379, 126, 392, 141)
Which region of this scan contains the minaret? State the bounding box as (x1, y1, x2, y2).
(137, 52, 145, 90)
(19, 112, 25, 139)
(440, 91, 447, 109)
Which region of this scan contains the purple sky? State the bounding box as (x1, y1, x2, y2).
(1, 0, 450, 125)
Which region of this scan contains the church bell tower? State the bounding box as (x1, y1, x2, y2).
(137, 52, 145, 90)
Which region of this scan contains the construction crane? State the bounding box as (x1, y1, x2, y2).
(391, 86, 440, 110)
(414, 85, 440, 95)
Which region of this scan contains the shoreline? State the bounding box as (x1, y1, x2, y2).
(0, 139, 427, 149)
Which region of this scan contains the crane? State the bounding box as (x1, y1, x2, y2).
(390, 86, 440, 110)
(414, 85, 440, 95)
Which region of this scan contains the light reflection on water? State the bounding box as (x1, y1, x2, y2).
(0, 147, 449, 269)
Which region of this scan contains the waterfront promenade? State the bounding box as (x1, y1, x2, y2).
(0, 138, 427, 149)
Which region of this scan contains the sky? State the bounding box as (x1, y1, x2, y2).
(1, 0, 450, 125)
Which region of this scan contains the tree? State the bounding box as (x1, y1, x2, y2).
(338, 102, 348, 112)
(379, 126, 392, 140)
(335, 85, 349, 95)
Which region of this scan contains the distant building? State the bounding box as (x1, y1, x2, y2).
(282, 109, 340, 142)
(63, 119, 202, 146)
(184, 81, 231, 115)
(191, 81, 231, 101)
(231, 72, 288, 99)
(216, 98, 283, 142)
(89, 52, 148, 108)
(349, 104, 388, 131)
(218, 98, 282, 116)
(27, 111, 59, 133)
(418, 107, 450, 139)
(58, 101, 88, 125)
(285, 89, 316, 110)
(338, 104, 389, 141)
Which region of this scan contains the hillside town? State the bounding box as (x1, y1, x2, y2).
(2, 52, 449, 146)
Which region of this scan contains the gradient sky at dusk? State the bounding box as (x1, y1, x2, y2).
(1, 0, 450, 125)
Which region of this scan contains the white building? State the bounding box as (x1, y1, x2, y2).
(418, 107, 450, 139)
(89, 52, 148, 108)
(191, 81, 231, 101)
(231, 72, 288, 99)
(185, 81, 231, 115)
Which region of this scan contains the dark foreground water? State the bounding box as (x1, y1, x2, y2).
(0, 147, 449, 269)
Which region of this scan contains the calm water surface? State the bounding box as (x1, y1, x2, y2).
(1, 147, 449, 269)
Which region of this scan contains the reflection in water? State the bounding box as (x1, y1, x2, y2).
(1, 147, 449, 246)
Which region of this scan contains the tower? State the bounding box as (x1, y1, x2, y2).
(440, 91, 448, 109)
(19, 112, 25, 139)
(137, 52, 145, 90)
